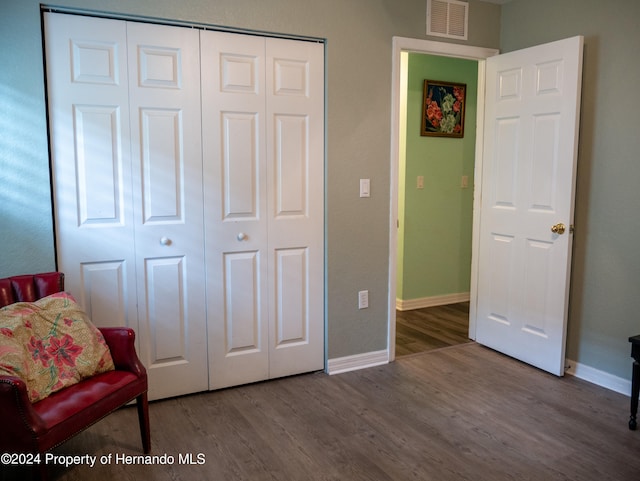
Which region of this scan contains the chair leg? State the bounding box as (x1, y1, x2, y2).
(35, 460, 48, 481)
(136, 392, 151, 453)
(630, 361, 639, 430)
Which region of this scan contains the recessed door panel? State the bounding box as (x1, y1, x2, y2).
(497, 68, 522, 101)
(274, 58, 308, 96)
(71, 39, 119, 85)
(222, 112, 259, 219)
(275, 248, 308, 346)
(138, 46, 181, 89)
(485, 234, 514, 327)
(140, 108, 183, 223)
(144, 256, 187, 363)
(224, 251, 262, 354)
(221, 53, 259, 93)
(522, 239, 553, 337)
(536, 61, 562, 95)
(74, 105, 123, 226)
(207, 248, 269, 388)
(530, 114, 560, 211)
(493, 118, 519, 209)
(79, 261, 130, 329)
(275, 114, 307, 217)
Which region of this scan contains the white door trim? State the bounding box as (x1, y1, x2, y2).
(388, 37, 499, 361)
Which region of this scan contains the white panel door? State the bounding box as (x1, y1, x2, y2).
(202, 31, 270, 389)
(45, 13, 208, 400)
(126, 22, 208, 399)
(475, 36, 583, 375)
(44, 13, 138, 332)
(202, 31, 324, 389)
(266, 37, 325, 378)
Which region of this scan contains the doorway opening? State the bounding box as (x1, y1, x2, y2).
(388, 37, 499, 361)
(395, 51, 478, 358)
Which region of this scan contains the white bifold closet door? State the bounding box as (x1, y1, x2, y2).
(45, 13, 208, 400)
(45, 13, 324, 399)
(201, 31, 325, 390)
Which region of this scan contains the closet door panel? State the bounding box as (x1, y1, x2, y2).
(224, 251, 262, 353)
(274, 114, 308, 216)
(221, 112, 260, 218)
(144, 257, 188, 360)
(44, 13, 138, 333)
(274, 247, 308, 345)
(202, 31, 269, 389)
(140, 108, 184, 221)
(79, 261, 129, 329)
(73, 105, 123, 225)
(266, 38, 325, 378)
(127, 21, 208, 400)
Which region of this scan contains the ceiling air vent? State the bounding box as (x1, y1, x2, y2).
(427, 0, 469, 40)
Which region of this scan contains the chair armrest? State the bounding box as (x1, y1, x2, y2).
(99, 328, 147, 379)
(0, 376, 47, 449)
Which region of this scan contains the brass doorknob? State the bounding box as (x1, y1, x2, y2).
(551, 223, 566, 235)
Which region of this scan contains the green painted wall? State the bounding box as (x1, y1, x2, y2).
(397, 54, 478, 302)
(0, 0, 501, 360)
(502, 0, 640, 379)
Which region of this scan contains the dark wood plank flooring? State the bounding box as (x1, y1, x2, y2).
(4, 343, 639, 481)
(396, 302, 471, 356)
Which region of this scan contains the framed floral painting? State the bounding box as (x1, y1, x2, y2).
(421, 79, 466, 138)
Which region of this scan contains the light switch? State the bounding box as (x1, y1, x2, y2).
(461, 175, 469, 189)
(358, 290, 369, 309)
(360, 178, 370, 197)
(417, 175, 424, 189)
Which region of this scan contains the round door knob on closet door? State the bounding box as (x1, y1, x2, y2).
(159, 236, 172, 246)
(237, 232, 248, 241)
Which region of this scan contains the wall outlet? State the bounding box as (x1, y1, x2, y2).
(358, 290, 369, 309)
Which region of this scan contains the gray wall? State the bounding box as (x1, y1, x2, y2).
(0, 0, 500, 360)
(502, 0, 640, 380)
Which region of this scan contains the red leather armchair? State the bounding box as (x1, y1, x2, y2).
(0, 272, 150, 480)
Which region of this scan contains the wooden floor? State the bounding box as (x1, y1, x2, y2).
(5, 343, 639, 481)
(396, 302, 471, 356)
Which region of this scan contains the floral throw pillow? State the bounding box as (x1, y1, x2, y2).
(0, 292, 115, 402)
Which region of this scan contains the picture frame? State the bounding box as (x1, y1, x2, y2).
(421, 79, 466, 138)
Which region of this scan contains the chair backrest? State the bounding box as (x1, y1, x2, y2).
(0, 272, 65, 308)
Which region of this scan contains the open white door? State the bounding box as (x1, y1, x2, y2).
(475, 36, 583, 376)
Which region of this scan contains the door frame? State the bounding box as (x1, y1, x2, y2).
(388, 37, 499, 361)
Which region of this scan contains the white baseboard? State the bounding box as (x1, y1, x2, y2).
(565, 358, 631, 397)
(396, 292, 470, 311)
(327, 349, 389, 375)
